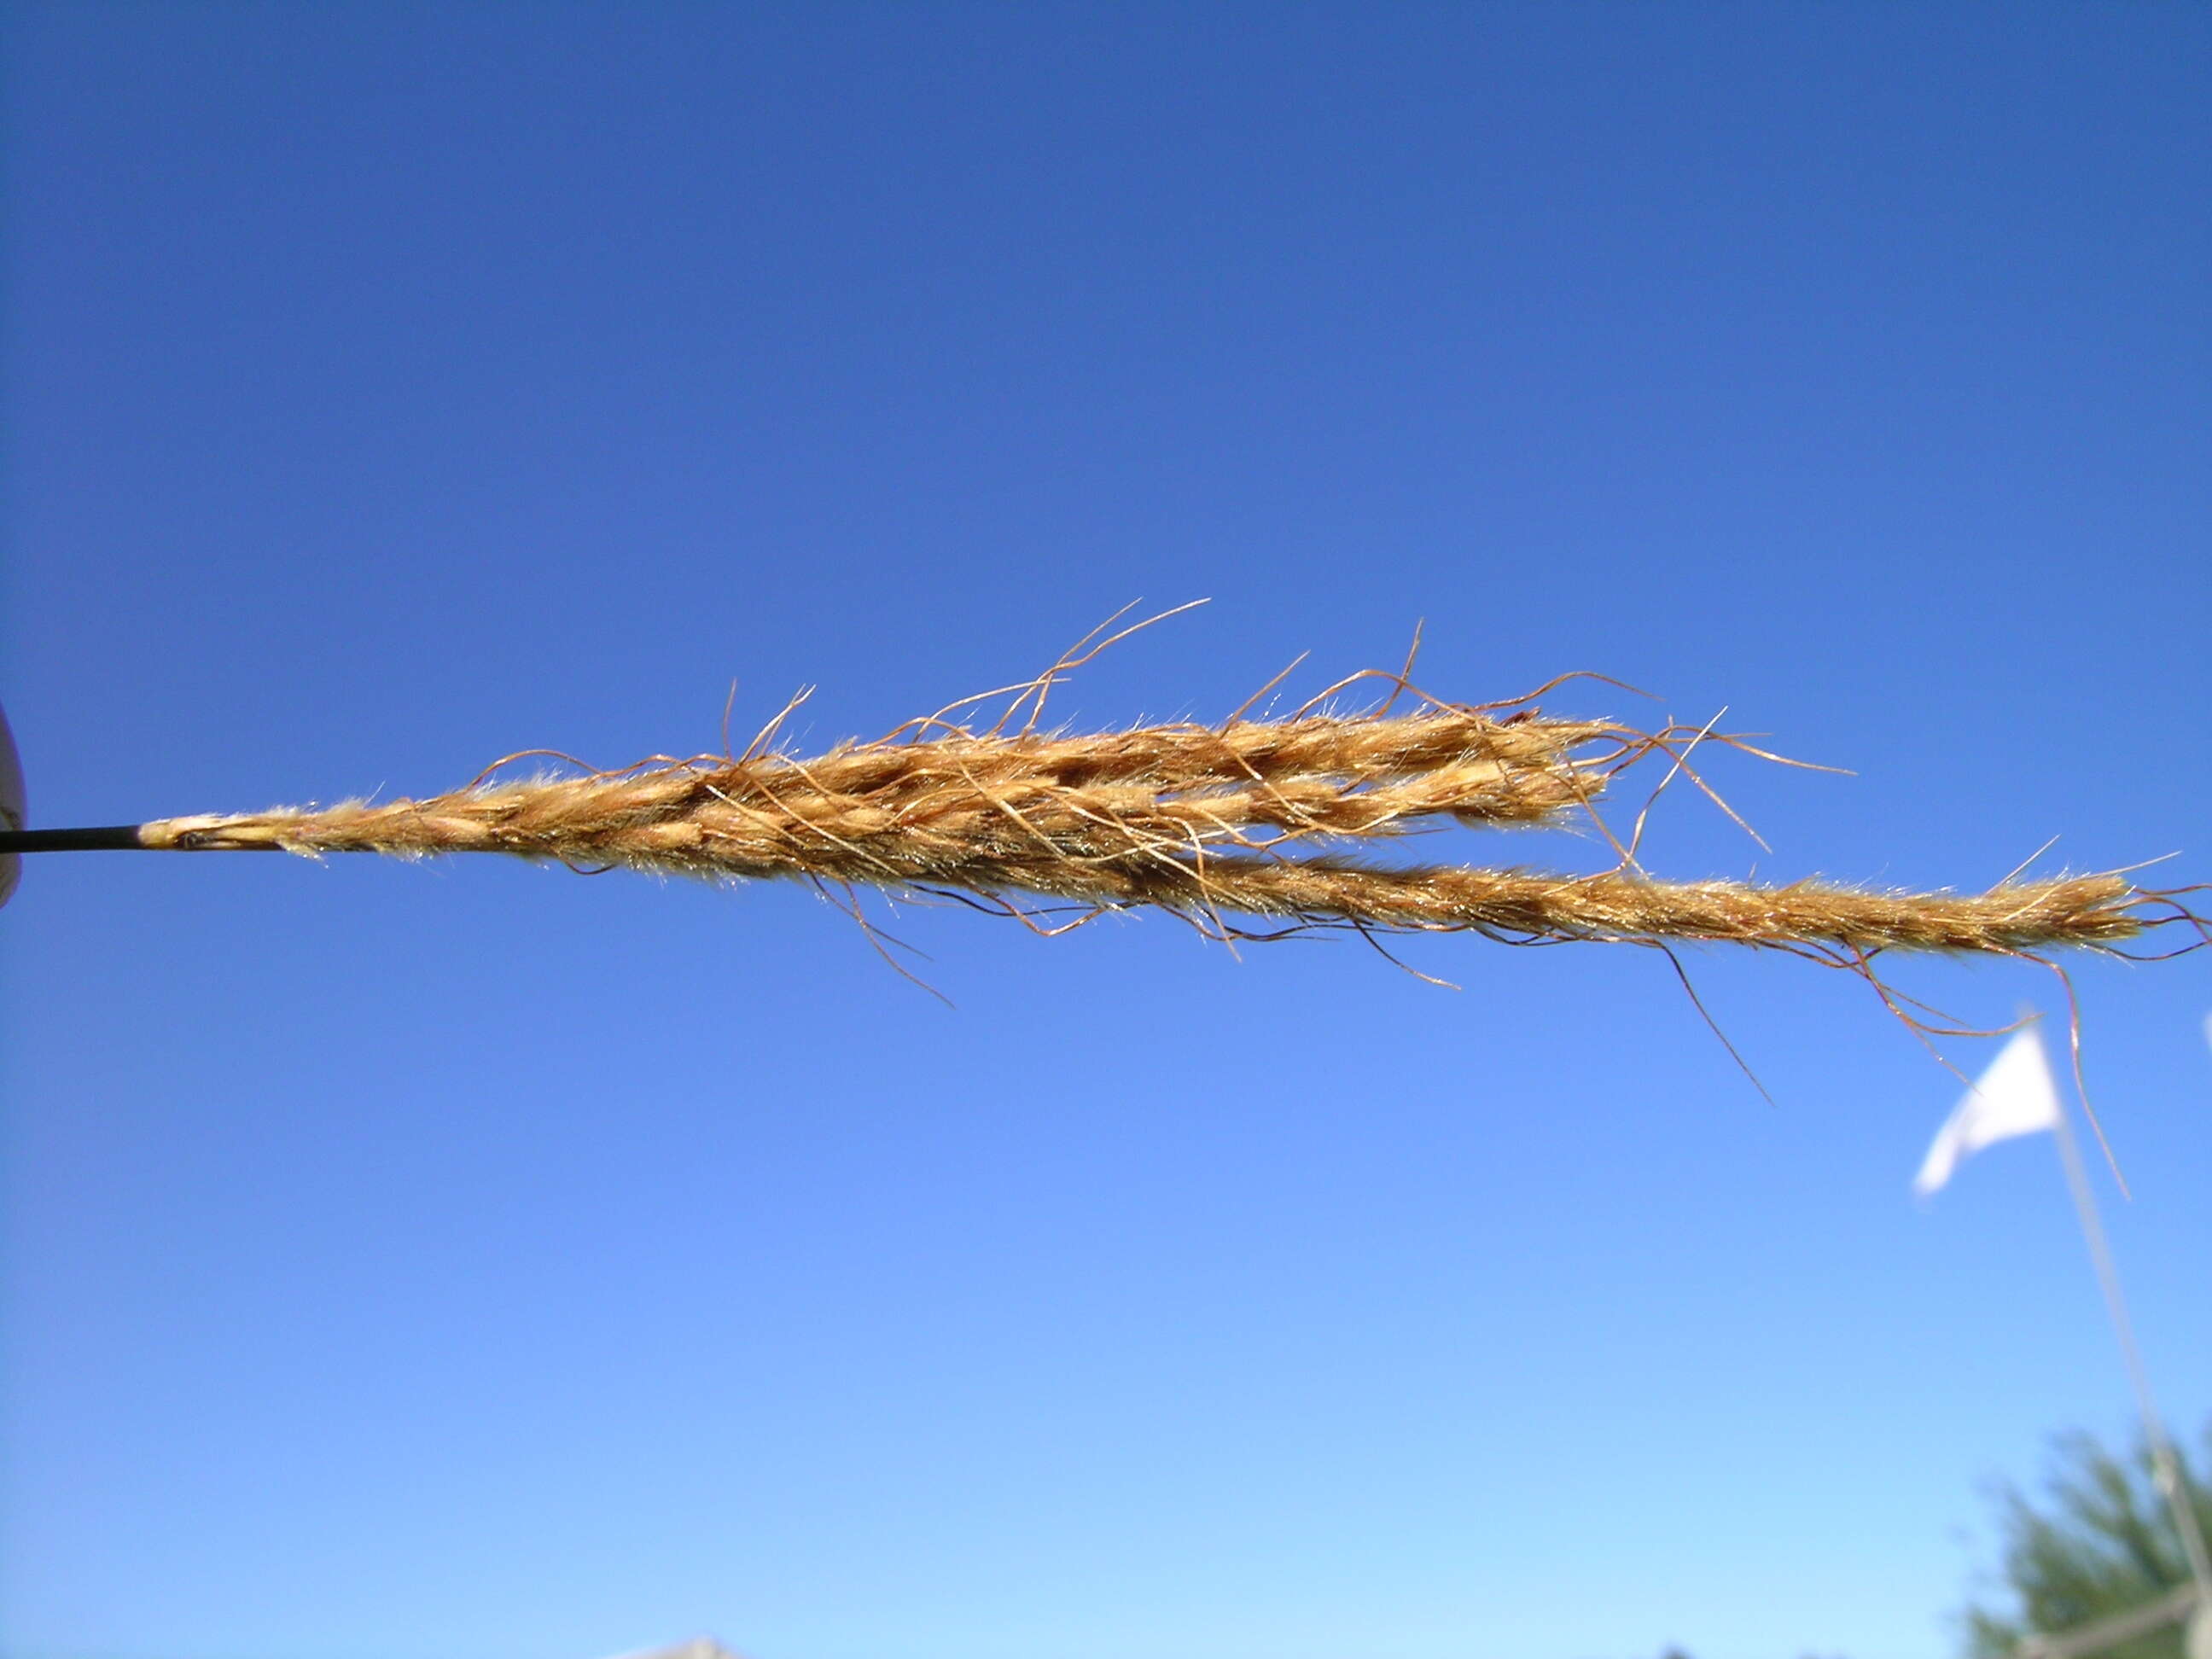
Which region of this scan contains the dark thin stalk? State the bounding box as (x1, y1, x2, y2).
(0, 825, 149, 853)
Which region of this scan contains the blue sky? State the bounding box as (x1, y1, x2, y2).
(3, 6, 2208, 1658)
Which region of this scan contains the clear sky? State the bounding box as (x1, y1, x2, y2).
(3, 6, 2208, 1659)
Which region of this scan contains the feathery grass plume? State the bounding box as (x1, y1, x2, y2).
(131, 676, 2199, 963)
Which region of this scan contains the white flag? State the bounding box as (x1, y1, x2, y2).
(1913, 1025, 2064, 1197)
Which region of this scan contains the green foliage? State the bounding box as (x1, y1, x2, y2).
(1965, 1423, 2212, 1659)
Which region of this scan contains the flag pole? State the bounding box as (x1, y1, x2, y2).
(2043, 1031, 2212, 1606)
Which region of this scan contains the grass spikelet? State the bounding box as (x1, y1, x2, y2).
(139, 704, 1640, 869)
